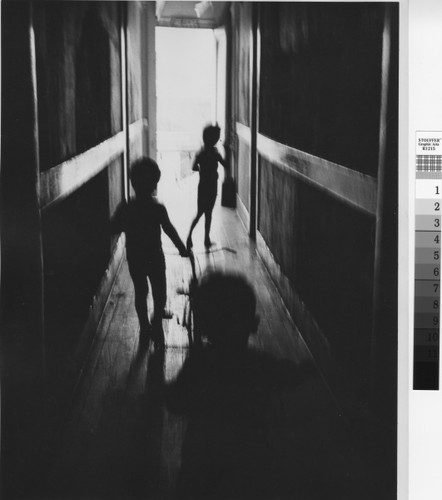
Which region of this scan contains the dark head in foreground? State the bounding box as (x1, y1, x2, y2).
(168, 271, 318, 499)
(193, 271, 259, 352)
(130, 157, 161, 196)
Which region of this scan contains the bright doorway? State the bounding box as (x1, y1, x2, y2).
(156, 27, 217, 183)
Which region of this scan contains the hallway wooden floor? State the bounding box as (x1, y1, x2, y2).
(46, 167, 374, 499)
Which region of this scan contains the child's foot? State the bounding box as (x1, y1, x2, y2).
(204, 238, 213, 249)
(162, 309, 174, 319)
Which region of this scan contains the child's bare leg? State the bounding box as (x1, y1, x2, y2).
(131, 273, 150, 335)
(204, 210, 213, 247)
(187, 211, 203, 249)
(150, 266, 167, 347)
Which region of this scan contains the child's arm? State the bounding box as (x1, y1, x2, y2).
(217, 152, 226, 168)
(160, 206, 188, 256)
(192, 152, 200, 172)
(217, 151, 231, 177)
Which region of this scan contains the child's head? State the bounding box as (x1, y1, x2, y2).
(194, 271, 259, 351)
(130, 157, 161, 196)
(202, 124, 221, 147)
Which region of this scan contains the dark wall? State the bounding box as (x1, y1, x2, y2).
(34, 1, 122, 170)
(126, 1, 145, 164)
(34, 2, 123, 401)
(371, 4, 399, 419)
(1, 3, 47, 496)
(1, 2, 43, 325)
(232, 2, 252, 213)
(236, 3, 251, 127)
(42, 171, 111, 397)
(1, 1, 150, 497)
(75, 9, 112, 153)
(259, 159, 376, 394)
(259, 2, 384, 176)
(127, 2, 143, 125)
(228, 2, 398, 402)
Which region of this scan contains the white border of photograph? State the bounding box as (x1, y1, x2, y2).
(408, 1, 442, 499)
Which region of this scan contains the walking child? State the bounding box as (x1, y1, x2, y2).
(111, 157, 188, 346)
(186, 124, 228, 250)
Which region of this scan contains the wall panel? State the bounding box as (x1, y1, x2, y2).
(259, 155, 375, 393)
(235, 2, 251, 127)
(127, 2, 143, 125)
(259, 2, 384, 176)
(34, 1, 121, 171)
(237, 131, 251, 212)
(249, 2, 398, 399)
(232, 3, 252, 218)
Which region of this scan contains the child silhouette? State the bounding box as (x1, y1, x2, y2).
(186, 124, 228, 250)
(167, 271, 313, 498)
(111, 157, 188, 346)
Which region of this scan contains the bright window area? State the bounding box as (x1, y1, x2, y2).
(156, 27, 217, 181)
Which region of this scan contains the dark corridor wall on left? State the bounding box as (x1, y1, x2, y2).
(0, 1, 152, 496)
(35, 1, 123, 402)
(1, 2, 47, 496)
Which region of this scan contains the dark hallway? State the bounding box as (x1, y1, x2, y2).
(1, 2, 398, 499)
(45, 181, 382, 499)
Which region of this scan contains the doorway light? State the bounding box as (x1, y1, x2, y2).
(194, 1, 213, 18)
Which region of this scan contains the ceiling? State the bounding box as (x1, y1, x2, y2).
(156, 1, 229, 29)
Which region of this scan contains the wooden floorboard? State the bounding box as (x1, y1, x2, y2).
(48, 168, 374, 499)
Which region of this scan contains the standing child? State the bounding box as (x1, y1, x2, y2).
(186, 124, 228, 250)
(111, 157, 188, 347)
